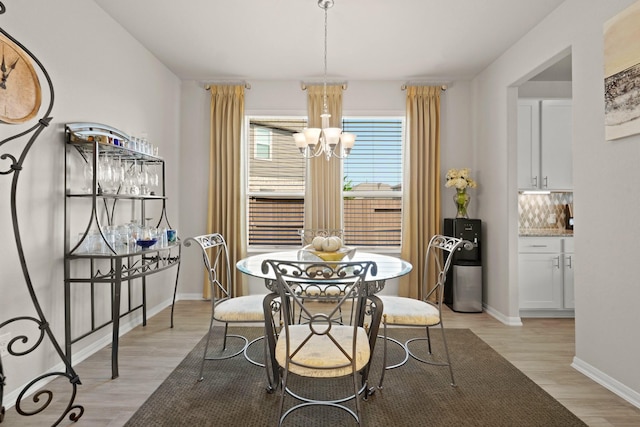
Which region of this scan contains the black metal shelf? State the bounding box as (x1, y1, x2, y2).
(63, 122, 181, 380)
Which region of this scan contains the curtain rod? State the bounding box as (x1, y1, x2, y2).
(301, 81, 348, 90)
(401, 82, 449, 91)
(202, 81, 251, 90)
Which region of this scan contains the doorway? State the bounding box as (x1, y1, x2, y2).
(515, 51, 574, 319)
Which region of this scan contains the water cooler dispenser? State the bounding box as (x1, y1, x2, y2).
(443, 218, 483, 313)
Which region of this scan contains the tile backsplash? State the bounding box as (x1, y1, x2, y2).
(518, 192, 573, 230)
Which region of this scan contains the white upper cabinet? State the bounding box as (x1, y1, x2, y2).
(517, 100, 541, 189)
(541, 100, 572, 190)
(518, 99, 573, 191)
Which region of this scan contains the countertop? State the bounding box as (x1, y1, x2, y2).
(519, 228, 574, 237)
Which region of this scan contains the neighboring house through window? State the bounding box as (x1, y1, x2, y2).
(247, 116, 404, 248)
(253, 126, 272, 160)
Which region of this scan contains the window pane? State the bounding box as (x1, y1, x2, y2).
(343, 119, 403, 191)
(248, 119, 306, 193)
(254, 127, 271, 160)
(248, 118, 306, 246)
(343, 197, 402, 246)
(248, 196, 303, 246)
(343, 117, 403, 247)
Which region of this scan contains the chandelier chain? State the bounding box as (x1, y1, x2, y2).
(323, 2, 328, 115)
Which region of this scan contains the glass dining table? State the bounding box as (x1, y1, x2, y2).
(236, 249, 412, 392)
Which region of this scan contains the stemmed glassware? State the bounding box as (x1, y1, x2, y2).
(98, 154, 114, 194)
(112, 157, 126, 193)
(125, 160, 141, 195)
(150, 164, 159, 190)
(82, 161, 93, 194)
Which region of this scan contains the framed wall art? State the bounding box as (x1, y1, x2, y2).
(604, 0, 640, 141)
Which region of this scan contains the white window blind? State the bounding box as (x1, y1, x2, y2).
(246, 116, 404, 248)
(248, 118, 306, 246)
(342, 118, 403, 247)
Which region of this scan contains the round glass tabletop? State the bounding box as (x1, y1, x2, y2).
(237, 250, 412, 283)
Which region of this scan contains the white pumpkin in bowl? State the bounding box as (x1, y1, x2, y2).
(321, 236, 343, 252)
(311, 236, 326, 251)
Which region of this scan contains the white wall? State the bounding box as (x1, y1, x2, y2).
(0, 0, 180, 404)
(473, 0, 640, 403)
(177, 80, 474, 297)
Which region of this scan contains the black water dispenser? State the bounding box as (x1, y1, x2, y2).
(443, 218, 483, 312)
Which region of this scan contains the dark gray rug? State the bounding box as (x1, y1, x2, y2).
(125, 327, 586, 427)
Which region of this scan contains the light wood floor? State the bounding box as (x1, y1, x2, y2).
(3, 300, 640, 426)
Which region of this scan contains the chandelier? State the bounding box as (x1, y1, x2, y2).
(293, 0, 355, 161)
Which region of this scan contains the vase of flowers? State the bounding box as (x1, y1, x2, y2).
(445, 168, 477, 218)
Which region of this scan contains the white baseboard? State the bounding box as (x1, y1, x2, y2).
(176, 292, 208, 301)
(519, 308, 575, 318)
(483, 304, 523, 326)
(572, 356, 640, 409)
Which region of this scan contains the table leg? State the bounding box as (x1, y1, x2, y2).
(360, 294, 383, 398)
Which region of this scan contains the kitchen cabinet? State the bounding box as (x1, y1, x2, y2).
(563, 238, 574, 309)
(518, 237, 574, 316)
(63, 123, 181, 379)
(517, 100, 541, 190)
(517, 99, 572, 190)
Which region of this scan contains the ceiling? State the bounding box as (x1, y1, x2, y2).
(93, 0, 567, 82)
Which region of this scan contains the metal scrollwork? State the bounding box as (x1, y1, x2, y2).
(0, 2, 84, 424)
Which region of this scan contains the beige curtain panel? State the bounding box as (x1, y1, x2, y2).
(205, 85, 247, 299)
(304, 84, 344, 231)
(400, 86, 442, 299)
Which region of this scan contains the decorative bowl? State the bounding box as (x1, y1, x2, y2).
(300, 245, 356, 261)
(136, 238, 157, 248)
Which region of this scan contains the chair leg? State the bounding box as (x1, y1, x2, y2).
(378, 315, 409, 389)
(277, 367, 289, 426)
(222, 322, 229, 350)
(352, 362, 363, 424)
(198, 317, 216, 381)
(439, 323, 456, 387)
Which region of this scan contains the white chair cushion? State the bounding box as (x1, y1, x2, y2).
(275, 325, 370, 378)
(379, 295, 440, 326)
(213, 294, 265, 322)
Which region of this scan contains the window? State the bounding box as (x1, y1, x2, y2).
(342, 118, 403, 247)
(247, 118, 306, 246)
(253, 127, 272, 160)
(246, 116, 404, 248)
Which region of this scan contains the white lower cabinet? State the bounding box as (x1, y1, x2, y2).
(563, 239, 575, 309)
(519, 237, 574, 316)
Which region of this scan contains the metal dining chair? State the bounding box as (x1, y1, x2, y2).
(377, 234, 472, 389)
(184, 233, 267, 381)
(262, 259, 381, 426)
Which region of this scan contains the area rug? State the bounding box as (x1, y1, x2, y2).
(125, 327, 586, 427)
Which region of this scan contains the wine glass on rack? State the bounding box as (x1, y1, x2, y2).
(98, 154, 115, 194)
(149, 164, 159, 191)
(82, 161, 93, 194)
(125, 160, 141, 195)
(112, 156, 126, 194)
(139, 164, 151, 196)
